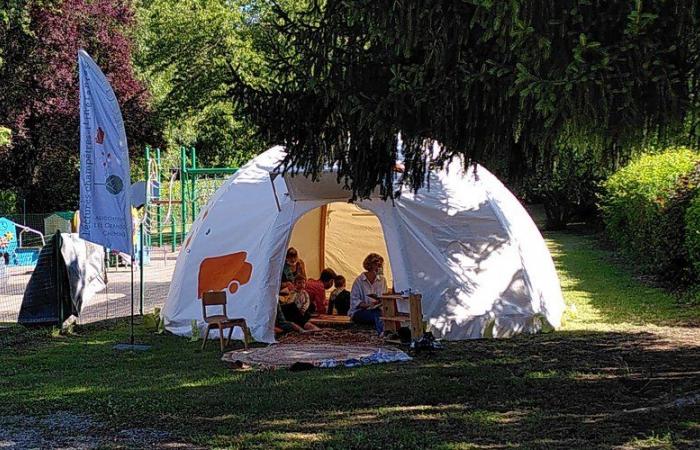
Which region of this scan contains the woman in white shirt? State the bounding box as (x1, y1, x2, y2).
(349, 253, 386, 335)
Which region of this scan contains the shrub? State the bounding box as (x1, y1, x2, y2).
(685, 193, 700, 279)
(601, 148, 699, 274)
(0, 190, 16, 214)
(0, 126, 10, 147)
(522, 147, 606, 230)
(657, 162, 700, 284)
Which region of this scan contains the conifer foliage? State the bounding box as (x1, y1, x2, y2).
(232, 0, 700, 199)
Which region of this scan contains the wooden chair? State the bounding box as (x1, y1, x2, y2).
(201, 291, 251, 351)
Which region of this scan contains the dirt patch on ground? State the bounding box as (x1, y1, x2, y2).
(277, 326, 384, 346)
(637, 325, 700, 348)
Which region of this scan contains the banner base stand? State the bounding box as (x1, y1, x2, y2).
(113, 343, 151, 351)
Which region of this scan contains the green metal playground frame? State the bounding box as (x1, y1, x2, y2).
(136, 145, 238, 315)
(143, 146, 238, 252)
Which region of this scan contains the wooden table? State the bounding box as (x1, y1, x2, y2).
(379, 293, 423, 339)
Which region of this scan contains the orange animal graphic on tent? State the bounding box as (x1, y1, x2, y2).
(197, 252, 253, 299)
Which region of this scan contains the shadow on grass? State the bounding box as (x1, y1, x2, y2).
(546, 231, 700, 328)
(1, 320, 699, 449)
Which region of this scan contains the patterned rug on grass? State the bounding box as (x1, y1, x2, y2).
(221, 343, 411, 369)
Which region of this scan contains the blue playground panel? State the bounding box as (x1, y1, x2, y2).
(16, 248, 40, 266)
(0, 217, 19, 264)
(1, 215, 146, 268)
(0, 217, 40, 267)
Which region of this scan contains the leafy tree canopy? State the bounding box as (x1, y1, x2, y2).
(230, 0, 700, 199)
(0, 0, 157, 211)
(135, 0, 302, 167)
(0, 127, 10, 147)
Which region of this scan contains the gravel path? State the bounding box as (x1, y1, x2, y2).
(0, 411, 202, 449)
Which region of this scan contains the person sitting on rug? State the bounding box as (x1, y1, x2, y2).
(327, 275, 351, 316)
(280, 247, 306, 291)
(280, 274, 320, 331)
(305, 268, 336, 315)
(349, 253, 386, 335)
(275, 303, 304, 334)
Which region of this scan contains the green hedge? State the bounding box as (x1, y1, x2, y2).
(601, 148, 699, 275)
(685, 194, 700, 278)
(660, 163, 700, 284)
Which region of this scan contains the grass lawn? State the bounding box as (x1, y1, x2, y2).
(1, 231, 699, 449)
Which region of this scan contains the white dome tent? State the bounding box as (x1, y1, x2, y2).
(163, 146, 565, 343)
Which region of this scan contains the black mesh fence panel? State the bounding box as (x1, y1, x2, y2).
(0, 213, 176, 324)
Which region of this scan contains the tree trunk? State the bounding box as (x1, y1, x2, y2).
(543, 197, 568, 231)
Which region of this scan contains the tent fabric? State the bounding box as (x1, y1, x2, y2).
(323, 202, 394, 288)
(288, 206, 323, 279)
(18, 233, 70, 325)
(163, 146, 565, 343)
(60, 233, 107, 307)
(19, 233, 105, 325)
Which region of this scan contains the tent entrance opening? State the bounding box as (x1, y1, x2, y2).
(288, 202, 394, 289)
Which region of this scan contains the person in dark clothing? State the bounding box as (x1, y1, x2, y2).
(281, 247, 306, 290)
(327, 275, 351, 315)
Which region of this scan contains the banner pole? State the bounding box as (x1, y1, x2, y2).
(104, 259, 109, 321)
(55, 233, 64, 327)
(139, 221, 144, 315)
(130, 253, 135, 345)
(78, 49, 148, 352)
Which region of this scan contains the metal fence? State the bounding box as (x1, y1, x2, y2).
(0, 212, 178, 325)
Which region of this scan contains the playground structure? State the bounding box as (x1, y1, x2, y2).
(142, 146, 238, 253)
(0, 146, 239, 322)
(0, 145, 239, 268)
(0, 217, 45, 267)
(0, 146, 238, 265)
(93, 145, 238, 279)
(44, 211, 74, 235)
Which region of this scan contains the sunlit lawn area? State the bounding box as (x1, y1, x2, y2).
(552, 232, 700, 330)
(1, 231, 699, 449)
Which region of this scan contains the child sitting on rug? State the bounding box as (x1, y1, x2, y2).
(327, 275, 351, 316)
(280, 275, 320, 331)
